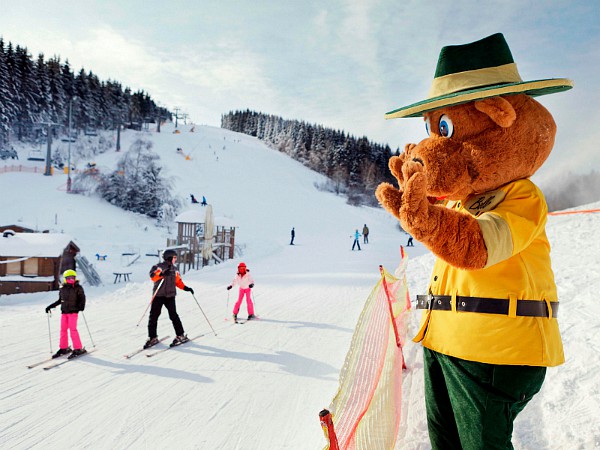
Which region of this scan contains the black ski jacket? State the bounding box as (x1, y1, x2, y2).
(47, 282, 86, 314)
(150, 261, 185, 298)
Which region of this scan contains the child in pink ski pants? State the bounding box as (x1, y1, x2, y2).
(45, 270, 86, 357)
(60, 313, 83, 349)
(227, 262, 255, 318)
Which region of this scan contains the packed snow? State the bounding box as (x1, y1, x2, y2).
(1, 123, 598, 449)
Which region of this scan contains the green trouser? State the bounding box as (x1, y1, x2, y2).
(423, 348, 546, 450)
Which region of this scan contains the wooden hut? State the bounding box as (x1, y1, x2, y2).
(0, 232, 80, 295)
(170, 207, 236, 273)
(1, 224, 37, 234)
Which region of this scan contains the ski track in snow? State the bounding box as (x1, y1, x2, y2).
(1, 124, 599, 449)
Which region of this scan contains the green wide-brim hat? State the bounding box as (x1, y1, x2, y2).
(385, 33, 573, 119)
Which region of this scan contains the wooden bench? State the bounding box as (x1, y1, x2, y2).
(113, 272, 132, 283)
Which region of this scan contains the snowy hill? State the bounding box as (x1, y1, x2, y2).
(1, 124, 598, 449)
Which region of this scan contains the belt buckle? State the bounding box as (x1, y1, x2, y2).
(428, 293, 435, 310)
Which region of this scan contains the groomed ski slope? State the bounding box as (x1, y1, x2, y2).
(1, 123, 599, 449)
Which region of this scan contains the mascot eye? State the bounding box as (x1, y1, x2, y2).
(438, 115, 454, 138)
(425, 117, 431, 136)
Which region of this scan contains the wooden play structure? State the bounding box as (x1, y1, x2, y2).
(165, 206, 237, 274)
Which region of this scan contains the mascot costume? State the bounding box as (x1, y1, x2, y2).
(376, 33, 573, 449)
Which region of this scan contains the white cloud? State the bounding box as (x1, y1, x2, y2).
(1, 1, 599, 173)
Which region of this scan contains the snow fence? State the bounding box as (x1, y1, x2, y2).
(321, 249, 412, 450)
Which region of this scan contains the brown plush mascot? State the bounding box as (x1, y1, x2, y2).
(376, 33, 573, 449)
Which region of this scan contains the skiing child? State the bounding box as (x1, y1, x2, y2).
(45, 269, 87, 359)
(352, 229, 362, 251)
(227, 262, 255, 321)
(146, 249, 194, 348)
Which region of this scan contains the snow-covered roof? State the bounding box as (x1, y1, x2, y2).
(0, 223, 41, 232)
(175, 210, 237, 227)
(0, 233, 77, 257)
(175, 209, 205, 224)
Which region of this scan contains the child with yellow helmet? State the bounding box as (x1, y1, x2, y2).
(45, 269, 87, 358)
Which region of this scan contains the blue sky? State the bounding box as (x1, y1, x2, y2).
(1, 0, 598, 179)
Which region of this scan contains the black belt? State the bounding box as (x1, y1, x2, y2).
(416, 294, 558, 318)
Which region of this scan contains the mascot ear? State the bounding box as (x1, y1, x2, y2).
(474, 96, 516, 128)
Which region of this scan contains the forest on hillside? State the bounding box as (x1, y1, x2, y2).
(222, 110, 600, 211)
(0, 38, 169, 145)
(221, 109, 398, 206)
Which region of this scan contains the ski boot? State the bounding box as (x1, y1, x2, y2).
(144, 337, 160, 349)
(233, 313, 238, 322)
(247, 314, 255, 320)
(52, 347, 72, 359)
(68, 348, 87, 359)
(171, 335, 189, 347)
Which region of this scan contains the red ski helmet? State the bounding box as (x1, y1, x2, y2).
(238, 262, 247, 271)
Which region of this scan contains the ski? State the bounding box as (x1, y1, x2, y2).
(42, 349, 96, 370)
(27, 352, 71, 369)
(227, 315, 259, 324)
(237, 315, 259, 324)
(123, 336, 170, 359)
(145, 334, 205, 357)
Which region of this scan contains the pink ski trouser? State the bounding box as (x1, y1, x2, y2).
(60, 313, 82, 350)
(233, 288, 254, 315)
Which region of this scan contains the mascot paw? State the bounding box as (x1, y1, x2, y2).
(388, 145, 414, 184)
(400, 162, 430, 235)
(375, 182, 403, 221)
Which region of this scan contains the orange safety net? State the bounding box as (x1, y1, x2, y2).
(322, 250, 412, 450)
(548, 208, 600, 216)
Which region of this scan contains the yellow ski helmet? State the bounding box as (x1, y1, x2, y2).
(63, 269, 77, 283)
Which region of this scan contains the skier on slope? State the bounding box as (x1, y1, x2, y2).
(146, 249, 194, 348)
(45, 270, 87, 359)
(351, 229, 362, 251)
(227, 262, 255, 321)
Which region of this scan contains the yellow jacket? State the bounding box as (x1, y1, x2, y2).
(414, 179, 564, 366)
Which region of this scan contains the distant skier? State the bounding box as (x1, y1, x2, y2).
(190, 194, 199, 204)
(201, 196, 207, 206)
(45, 270, 87, 359)
(290, 227, 295, 245)
(407, 236, 414, 247)
(146, 250, 194, 348)
(352, 229, 362, 251)
(362, 224, 369, 244)
(227, 262, 255, 321)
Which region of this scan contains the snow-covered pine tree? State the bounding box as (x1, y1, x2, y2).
(97, 138, 180, 218)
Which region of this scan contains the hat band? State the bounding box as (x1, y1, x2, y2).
(428, 63, 523, 98)
(386, 78, 573, 119)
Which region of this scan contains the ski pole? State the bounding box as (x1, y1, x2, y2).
(136, 278, 164, 327)
(47, 312, 53, 354)
(81, 311, 96, 348)
(191, 292, 217, 336)
(251, 290, 257, 314)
